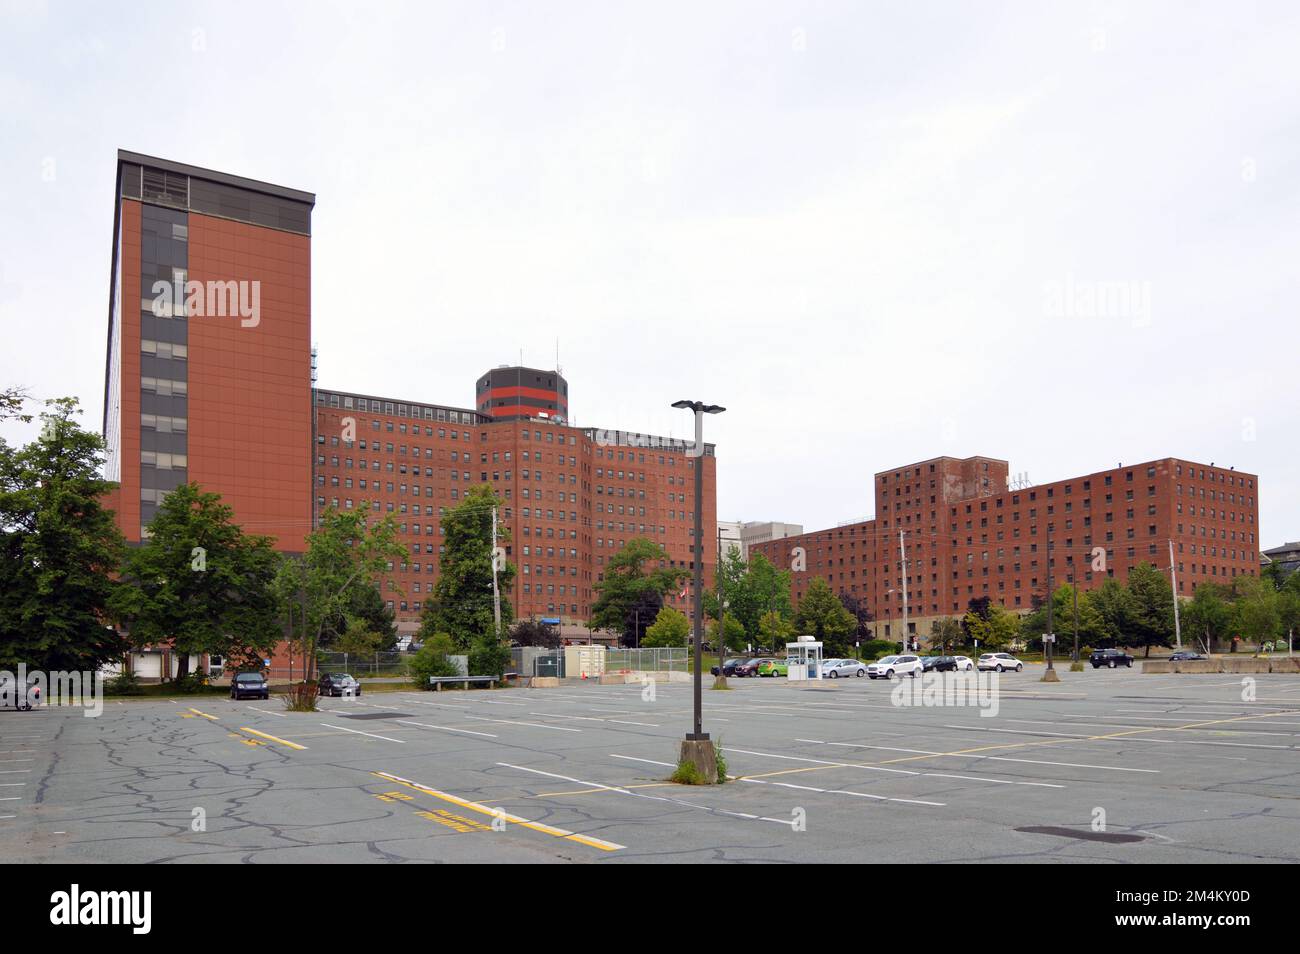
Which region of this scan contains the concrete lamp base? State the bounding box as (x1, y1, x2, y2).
(711, 675, 730, 690)
(678, 737, 719, 784)
(1040, 668, 1061, 683)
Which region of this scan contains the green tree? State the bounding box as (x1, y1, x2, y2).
(758, 609, 795, 648)
(589, 537, 686, 641)
(334, 617, 383, 657)
(419, 485, 515, 649)
(1182, 582, 1232, 653)
(277, 505, 406, 679)
(793, 577, 857, 655)
(1019, 584, 1105, 651)
(929, 617, 964, 653)
(643, 605, 690, 647)
(321, 583, 397, 651)
(1231, 576, 1280, 651)
(0, 386, 32, 424)
(1125, 562, 1175, 657)
(962, 602, 1020, 650)
(707, 613, 746, 650)
(111, 483, 282, 680)
(1088, 577, 1134, 647)
(0, 398, 128, 672)
(1276, 575, 1300, 652)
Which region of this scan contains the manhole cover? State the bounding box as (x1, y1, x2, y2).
(1016, 825, 1144, 844)
(337, 712, 412, 720)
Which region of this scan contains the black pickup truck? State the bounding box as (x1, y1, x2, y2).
(1090, 648, 1134, 669)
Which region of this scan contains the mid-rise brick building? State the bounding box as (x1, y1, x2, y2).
(104, 153, 717, 651)
(313, 385, 717, 635)
(752, 455, 1260, 643)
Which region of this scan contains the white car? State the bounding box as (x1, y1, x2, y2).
(953, 656, 975, 672)
(977, 652, 1024, 673)
(866, 655, 923, 679)
(821, 658, 867, 678)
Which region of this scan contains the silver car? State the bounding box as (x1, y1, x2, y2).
(821, 658, 867, 678)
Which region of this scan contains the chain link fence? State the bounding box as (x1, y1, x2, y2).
(315, 652, 409, 677)
(606, 647, 690, 672)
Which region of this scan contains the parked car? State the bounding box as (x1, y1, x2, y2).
(318, 672, 362, 696)
(710, 658, 746, 677)
(1090, 648, 1134, 669)
(822, 658, 867, 678)
(757, 658, 791, 677)
(732, 658, 764, 677)
(924, 656, 962, 672)
(230, 672, 270, 700)
(866, 655, 923, 679)
(0, 672, 41, 710)
(1169, 650, 1206, 662)
(953, 656, 975, 672)
(977, 653, 1024, 673)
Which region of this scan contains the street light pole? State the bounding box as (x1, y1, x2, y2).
(672, 399, 725, 780)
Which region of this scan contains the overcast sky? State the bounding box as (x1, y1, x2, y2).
(2, 0, 1297, 544)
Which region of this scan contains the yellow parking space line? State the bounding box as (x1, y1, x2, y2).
(239, 727, 307, 750)
(188, 708, 219, 721)
(372, 771, 624, 851)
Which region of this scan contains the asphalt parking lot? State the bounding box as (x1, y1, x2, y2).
(4, 666, 1300, 863)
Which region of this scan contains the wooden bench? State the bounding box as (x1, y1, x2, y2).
(428, 673, 518, 691)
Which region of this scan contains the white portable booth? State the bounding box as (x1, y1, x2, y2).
(785, 637, 824, 681)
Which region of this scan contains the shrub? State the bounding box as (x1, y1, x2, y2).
(670, 760, 705, 785)
(282, 681, 319, 712)
(715, 740, 728, 783)
(859, 639, 897, 660)
(171, 669, 209, 694)
(468, 635, 511, 681)
(103, 670, 143, 696)
(409, 643, 461, 689)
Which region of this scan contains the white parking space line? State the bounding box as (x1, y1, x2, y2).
(943, 723, 1293, 750)
(393, 719, 498, 738)
(800, 740, 1156, 773)
(245, 706, 286, 718)
(1007, 718, 1298, 737)
(528, 712, 660, 727)
(738, 777, 945, 807)
(463, 715, 581, 732)
(0, 796, 21, 801)
(497, 762, 796, 826)
(320, 722, 405, 743)
(609, 754, 675, 767)
(728, 747, 1064, 788)
(0, 759, 35, 763)
(0, 771, 32, 775)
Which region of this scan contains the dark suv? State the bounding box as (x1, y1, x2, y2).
(230, 672, 270, 700)
(924, 656, 959, 672)
(1090, 648, 1134, 669)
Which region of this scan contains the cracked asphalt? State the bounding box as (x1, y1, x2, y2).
(4, 667, 1300, 863)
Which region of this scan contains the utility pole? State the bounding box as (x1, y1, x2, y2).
(490, 503, 502, 639)
(1169, 539, 1183, 650)
(1072, 572, 1080, 664)
(899, 530, 910, 654)
(1043, 532, 1059, 681)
